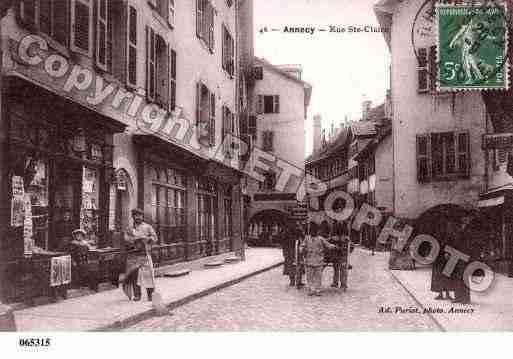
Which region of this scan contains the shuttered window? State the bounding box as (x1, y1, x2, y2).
(196, 0, 214, 53)
(222, 106, 235, 158)
(262, 131, 274, 152)
(222, 24, 234, 77)
(196, 83, 216, 147)
(248, 115, 257, 141)
(126, 5, 137, 87)
(418, 46, 437, 93)
(170, 48, 177, 111)
(96, 0, 109, 71)
(19, 0, 37, 27)
(146, 26, 156, 102)
(19, 0, 69, 46)
(71, 0, 93, 56)
(416, 131, 470, 183)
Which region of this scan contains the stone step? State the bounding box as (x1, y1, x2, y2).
(203, 261, 224, 268)
(161, 269, 191, 278)
(224, 256, 241, 264)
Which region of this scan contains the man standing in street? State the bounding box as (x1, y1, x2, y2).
(124, 208, 158, 302)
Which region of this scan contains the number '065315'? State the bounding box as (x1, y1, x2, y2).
(19, 338, 51, 347)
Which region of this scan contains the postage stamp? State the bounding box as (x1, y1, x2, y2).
(436, 1, 509, 91)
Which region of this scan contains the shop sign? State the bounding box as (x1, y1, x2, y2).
(50, 255, 72, 287)
(11, 176, 25, 227)
(482, 133, 513, 149)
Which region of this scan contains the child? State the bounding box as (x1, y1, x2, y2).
(301, 222, 337, 296)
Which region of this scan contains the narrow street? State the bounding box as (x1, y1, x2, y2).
(126, 248, 440, 331)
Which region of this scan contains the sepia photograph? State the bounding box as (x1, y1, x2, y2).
(0, 0, 513, 355)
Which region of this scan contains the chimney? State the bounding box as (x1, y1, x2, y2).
(362, 100, 372, 121)
(313, 114, 322, 152)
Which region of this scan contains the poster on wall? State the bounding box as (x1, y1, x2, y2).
(23, 194, 34, 256)
(50, 255, 72, 287)
(11, 176, 25, 227)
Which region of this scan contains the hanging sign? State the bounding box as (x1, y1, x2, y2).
(50, 255, 72, 287)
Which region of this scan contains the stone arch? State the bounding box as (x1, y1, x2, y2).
(248, 209, 290, 246)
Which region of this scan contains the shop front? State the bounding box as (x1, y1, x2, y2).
(478, 189, 513, 276)
(133, 135, 242, 265)
(0, 77, 126, 303)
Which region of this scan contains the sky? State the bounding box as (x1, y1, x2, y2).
(253, 0, 391, 157)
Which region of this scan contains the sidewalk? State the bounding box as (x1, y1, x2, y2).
(6, 247, 283, 332)
(390, 266, 513, 331)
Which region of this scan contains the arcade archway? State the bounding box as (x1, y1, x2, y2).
(248, 209, 290, 247)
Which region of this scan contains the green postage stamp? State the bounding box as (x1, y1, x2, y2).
(437, 1, 509, 91)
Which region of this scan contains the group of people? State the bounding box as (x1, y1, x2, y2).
(280, 221, 354, 296)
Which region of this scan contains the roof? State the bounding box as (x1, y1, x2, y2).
(254, 57, 313, 106)
(351, 121, 376, 137)
(373, 0, 399, 50)
(305, 126, 350, 165)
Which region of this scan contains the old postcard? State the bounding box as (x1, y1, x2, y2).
(1, 1, 513, 354)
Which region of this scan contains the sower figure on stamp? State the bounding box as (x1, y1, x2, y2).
(122, 208, 158, 302)
(449, 17, 484, 84)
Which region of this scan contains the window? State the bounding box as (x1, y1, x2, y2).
(262, 131, 274, 152)
(149, 0, 175, 28)
(151, 166, 187, 245)
(257, 95, 280, 114)
(19, 0, 69, 46)
(259, 171, 276, 191)
(416, 131, 470, 182)
(222, 106, 236, 158)
(253, 66, 263, 80)
(222, 25, 234, 77)
(417, 45, 437, 93)
(196, 0, 215, 53)
(96, 0, 109, 71)
(146, 27, 172, 109)
(196, 82, 216, 146)
(170, 49, 177, 111)
(70, 0, 93, 56)
(126, 5, 138, 87)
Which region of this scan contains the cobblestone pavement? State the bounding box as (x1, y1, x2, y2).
(126, 249, 440, 331)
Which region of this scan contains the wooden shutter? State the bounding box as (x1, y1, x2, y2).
(416, 134, 432, 183)
(71, 0, 93, 56)
(248, 115, 257, 141)
(256, 95, 263, 114)
(156, 35, 169, 109)
(96, 0, 109, 71)
(417, 47, 428, 93)
(456, 131, 470, 178)
(19, 0, 37, 27)
(110, 0, 126, 83)
(146, 26, 156, 101)
(210, 92, 216, 146)
(53, 0, 69, 46)
(208, 2, 215, 52)
(429, 45, 437, 92)
(273, 95, 280, 113)
(39, 0, 51, 35)
(126, 5, 137, 87)
(170, 48, 177, 111)
(196, 82, 202, 125)
(196, 0, 203, 39)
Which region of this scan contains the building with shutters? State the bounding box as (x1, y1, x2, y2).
(374, 0, 487, 224)
(244, 57, 312, 246)
(0, 0, 254, 304)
